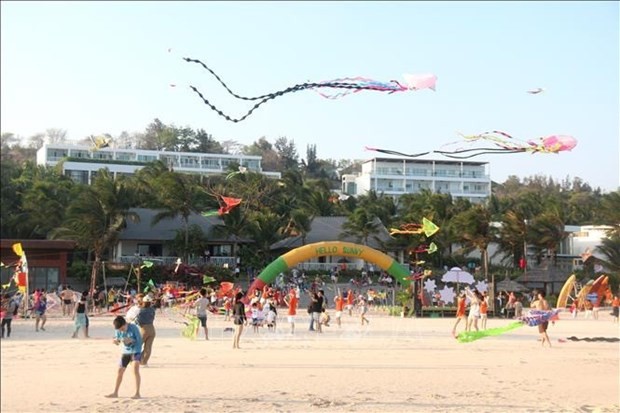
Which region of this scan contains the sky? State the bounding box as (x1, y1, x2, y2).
(1, 1, 619, 192)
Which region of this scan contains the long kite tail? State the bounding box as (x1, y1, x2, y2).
(189, 80, 402, 123)
(456, 321, 524, 343)
(364, 146, 430, 158)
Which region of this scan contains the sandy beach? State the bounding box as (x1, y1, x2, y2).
(1, 306, 618, 413)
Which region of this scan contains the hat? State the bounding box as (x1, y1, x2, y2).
(143, 296, 153, 303)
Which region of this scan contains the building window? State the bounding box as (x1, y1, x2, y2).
(30, 267, 60, 292)
(65, 170, 89, 184)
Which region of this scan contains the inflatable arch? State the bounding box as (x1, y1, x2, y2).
(247, 241, 410, 297)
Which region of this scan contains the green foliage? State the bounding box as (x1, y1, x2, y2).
(67, 261, 91, 281)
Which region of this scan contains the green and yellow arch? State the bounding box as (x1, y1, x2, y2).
(247, 241, 409, 296)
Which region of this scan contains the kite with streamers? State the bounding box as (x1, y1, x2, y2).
(390, 218, 439, 237)
(367, 131, 577, 160)
(456, 321, 524, 343)
(518, 309, 561, 327)
(456, 309, 561, 343)
(89, 135, 112, 152)
(201, 196, 242, 217)
(410, 242, 438, 255)
(177, 55, 437, 123)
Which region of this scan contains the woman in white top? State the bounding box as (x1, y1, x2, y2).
(465, 288, 482, 332)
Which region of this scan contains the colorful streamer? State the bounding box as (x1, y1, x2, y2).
(179, 56, 436, 122)
(456, 321, 524, 343)
(367, 131, 577, 160)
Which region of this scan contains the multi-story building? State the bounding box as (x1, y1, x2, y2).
(36, 143, 281, 184)
(342, 157, 491, 203)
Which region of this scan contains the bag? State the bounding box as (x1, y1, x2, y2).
(307, 304, 313, 314)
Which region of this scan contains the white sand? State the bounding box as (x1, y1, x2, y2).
(1, 307, 618, 413)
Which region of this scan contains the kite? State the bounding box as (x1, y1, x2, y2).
(456, 321, 524, 343)
(179, 56, 437, 122)
(226, 166, 248, 180)
(140, 261, 154, 270)
(368, 131, 577, 160)
(201, 196, 242, 217)
(89, 135, 112, 152)
(409, 242, 438, 255)
(526, 88, 545, 94)
(435, 131, 578, 158)
(143, 279, 156, 293)
(518, 309, 561, 327)
(390, 218, 439, 237)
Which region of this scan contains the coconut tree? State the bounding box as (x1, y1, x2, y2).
(50, 169, 139, 295)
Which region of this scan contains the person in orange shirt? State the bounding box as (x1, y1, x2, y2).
(346, 289, 354, 316)
(611, 295, 619, 324)
(452, 291, 467, 338)
(283, 289, 298, 334)
(480, 291, 489, 330)
(334, 291, 345, 327)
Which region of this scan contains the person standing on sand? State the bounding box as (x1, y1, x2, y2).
(480, 292, 489, 330)
(451, 291, 466, 338)
(194, 288, 211, 340)
(283, 289, 298, 334)
(531, 290, 552, 348)
(1, 294, 18, 339)
(34, 294, 47, 332)
(72, 293, 89, 338)
(610, 295, 619, 323)
(106, 316, 142, 399)
(334, 291, 344, 328)
(232, 292, 247, 349)
(136, 296, 156, 366)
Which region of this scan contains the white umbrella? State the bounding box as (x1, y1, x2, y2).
(441, 267, 475, 284)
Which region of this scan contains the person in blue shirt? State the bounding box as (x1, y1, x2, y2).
(106, 316, 143, 399)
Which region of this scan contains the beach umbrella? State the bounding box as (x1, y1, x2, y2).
(441, 267, 474, 294)
(441, 267, 475, 284)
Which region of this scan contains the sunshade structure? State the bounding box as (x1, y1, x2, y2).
(495, 276, 529, 292)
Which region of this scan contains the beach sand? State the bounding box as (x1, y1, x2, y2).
(1, 307, 618, 413)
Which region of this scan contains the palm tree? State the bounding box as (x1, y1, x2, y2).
(150, 171, 210, 261)
(50, 169, 139, 294)
(451, 204, 495, 281)
(596, 234, 620, 273)
(528, 210, 567, 266)
(341, 208, 381, 246)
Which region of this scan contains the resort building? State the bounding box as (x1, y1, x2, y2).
(341, 157, 491, 203)
(36, 143, 281, 184)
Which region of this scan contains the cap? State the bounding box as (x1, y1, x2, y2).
(143, 296, 153, 303)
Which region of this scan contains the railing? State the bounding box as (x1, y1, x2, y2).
(115, 256, 237, 268)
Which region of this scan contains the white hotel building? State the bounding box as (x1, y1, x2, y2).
(342, 157, 491, 203)
(36, 144, 281, 184)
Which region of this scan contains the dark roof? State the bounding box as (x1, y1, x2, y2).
(270, 216, 393, 250)
(119, 208, 252, 243)
(0, 239, 77, 250)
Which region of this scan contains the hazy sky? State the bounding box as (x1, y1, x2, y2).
(2, 1, 618, 191)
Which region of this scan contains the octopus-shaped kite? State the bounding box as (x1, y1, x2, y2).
(177, 55, 437, 122)
(367, 130, 577, 160)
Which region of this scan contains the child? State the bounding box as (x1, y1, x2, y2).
(265, 301, 277, 332)
(223, 297, 232, 321)
(251, 302, 261, 333)
(106, 316, 142, 399)
(34, 295, 47, 332)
